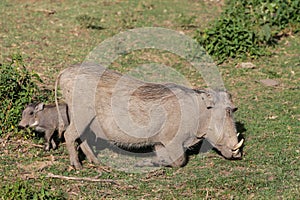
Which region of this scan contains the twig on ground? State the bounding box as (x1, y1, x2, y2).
(21, 140, 44, 149)
(46, 173, 119, 185)
(29, 9, 56, 15)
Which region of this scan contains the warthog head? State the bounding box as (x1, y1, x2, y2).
(18, 103, 42, 128)
(199, 89, 244, 159)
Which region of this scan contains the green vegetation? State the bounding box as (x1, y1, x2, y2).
(0, 55, 43, 136)
(76, 14, 104, 30)
(0, 0, 299, 199)
(196, 0, 300, 62)
(0, 179, 65, 200)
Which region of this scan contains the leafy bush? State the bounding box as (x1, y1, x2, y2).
(196, 0, 300, 63)
(0, 179, 65, 200)
(0, 55, 43, 136)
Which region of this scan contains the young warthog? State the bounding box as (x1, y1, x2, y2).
(56, 65, 244, 170)
(18, 103, 69, 151)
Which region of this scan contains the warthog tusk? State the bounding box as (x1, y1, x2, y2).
(237, 132, 240, 137)
(233, 139, 244, 150)
(30, 120, 39, 127)
(232, 149, 239, 155)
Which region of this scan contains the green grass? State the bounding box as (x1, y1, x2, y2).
(0, 0, 299, 199)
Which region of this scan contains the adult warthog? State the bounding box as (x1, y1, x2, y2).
(56, 65, 244, 169)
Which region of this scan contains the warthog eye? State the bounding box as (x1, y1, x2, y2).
(29, 111, 34, 115)
(225, 107, 231, 113)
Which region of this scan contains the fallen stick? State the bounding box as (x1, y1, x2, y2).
(21, 140, 44, 149)
(30, 9, 56, 15)
(46, 173, 119, 185)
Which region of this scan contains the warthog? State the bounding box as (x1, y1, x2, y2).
(18, 103, 69, 151)
(56, 65, 244, 169)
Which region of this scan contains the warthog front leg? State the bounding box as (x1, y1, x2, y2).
(44, 129, 56, 151)
(50, 139, 57, 150)
(135, 143, 186, 167)
(154, 143, 186, 167)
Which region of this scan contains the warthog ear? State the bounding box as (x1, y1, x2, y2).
(34, 103, 44, 113)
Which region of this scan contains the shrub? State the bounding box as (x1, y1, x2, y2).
(196, 0, 300, 63)
(0, 55, 43, 136)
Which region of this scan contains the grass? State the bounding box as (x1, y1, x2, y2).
(0, 0, 299, 199)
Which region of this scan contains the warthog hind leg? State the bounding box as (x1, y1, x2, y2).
(79, 140, 100, 165)
(64, 123, 82, 170)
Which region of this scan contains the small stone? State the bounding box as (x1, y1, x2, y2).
(235, 62, 256, 69)
(260, 79, 279, 87)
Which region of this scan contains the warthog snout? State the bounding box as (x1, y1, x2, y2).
(217, 137, 244, 159)
(18, 122, 29, 128)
